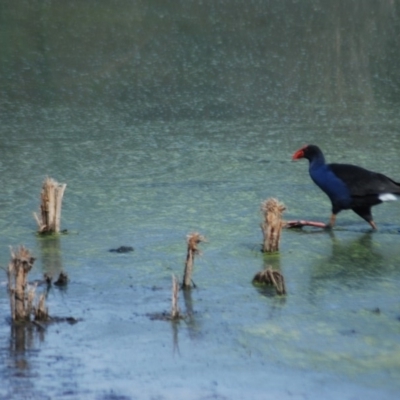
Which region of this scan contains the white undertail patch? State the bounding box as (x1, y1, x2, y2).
(379, 193, 398, 202)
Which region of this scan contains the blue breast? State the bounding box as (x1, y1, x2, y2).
(309, 164, 352, 209)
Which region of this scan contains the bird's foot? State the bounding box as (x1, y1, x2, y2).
(369, 221, 378, 230)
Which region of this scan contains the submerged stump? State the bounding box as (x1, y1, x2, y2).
(34, 177, 66, 234)
(253, 267, 286, 295)
(261, 198, 286, 253)
(54, 271, 69, 287)
(182, 232, 206, 289)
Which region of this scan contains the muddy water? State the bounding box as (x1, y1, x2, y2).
(1, 1, 400, 399)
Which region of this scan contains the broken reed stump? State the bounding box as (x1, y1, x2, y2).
(171, 274, 181, 320)
(253, 267, 286, 295)
(261, 198, 286, 253)
(7, 246, 35, 321)
(182, 232, 206, 289)
(34, 293, 49, 321)
(34, 177, 66, 234)
(7, 246, 49, 321)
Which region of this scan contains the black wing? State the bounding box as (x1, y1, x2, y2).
(329, 163, 400, 197)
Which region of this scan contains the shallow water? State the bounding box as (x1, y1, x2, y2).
(1, 1, 400, 399)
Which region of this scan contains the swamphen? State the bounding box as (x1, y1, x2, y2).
(292, 144, 400, 229)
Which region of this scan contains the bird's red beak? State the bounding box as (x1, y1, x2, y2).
(292, 146, 306, 160)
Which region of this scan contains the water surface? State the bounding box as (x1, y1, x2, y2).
(1, 1, 400, 399)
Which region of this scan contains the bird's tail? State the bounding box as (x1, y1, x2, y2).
(379, 193, 399, 202)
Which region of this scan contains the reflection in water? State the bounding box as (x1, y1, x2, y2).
(309, 233, 385, 303)
(254, 255, 287, 315)
(170, 288, 202, 355)
(182, 289, 202, 341)
(315, 233, 382, 281)
(37, 235, 64, 282)
(171, 320, 180, 357)
(10, 322, 45, 359)
(4, 322, 46, 398)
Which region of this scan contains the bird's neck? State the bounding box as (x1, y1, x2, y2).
(309, 153, 326, 169)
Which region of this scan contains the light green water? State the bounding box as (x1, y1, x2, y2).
(1, 2, 400, 399)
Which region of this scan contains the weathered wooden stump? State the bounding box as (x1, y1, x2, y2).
(182, 232, 206, 289)
(260, 198, 286, 253)
(34, 177, 66, 234)
(6, 246, 50, 321)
